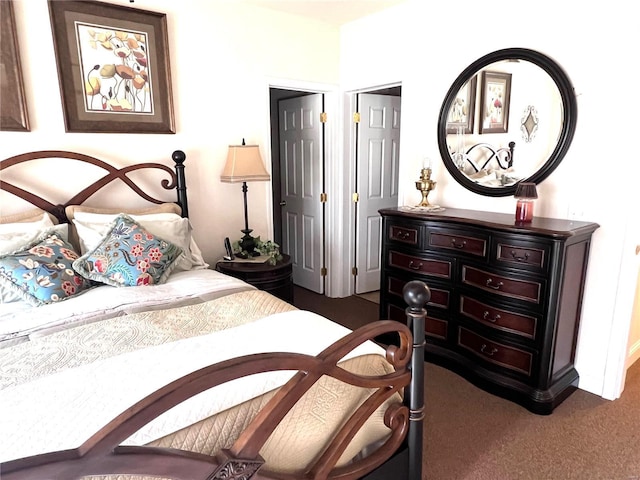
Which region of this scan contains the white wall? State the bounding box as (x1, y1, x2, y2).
(339, 0, 638, 399)
(1, 0, 340, 264)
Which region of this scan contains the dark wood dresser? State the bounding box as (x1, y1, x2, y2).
(379, 207, 599, 414)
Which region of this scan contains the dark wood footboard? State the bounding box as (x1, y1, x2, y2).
(0, 281, 430, 480)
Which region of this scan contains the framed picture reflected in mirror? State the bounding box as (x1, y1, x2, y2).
(479, 71, 511, 134)
(446, 75, 476, 134)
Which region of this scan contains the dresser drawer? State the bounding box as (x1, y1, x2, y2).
(387, 222, 421, 246)
(388, 251, 452, 279)
(461, 265, 542, 304)
(387, 303, 448, 340)
(427, 228, 488, 258)
(493, 235, 551, 274)
(459, 295, 538, 339)
(458, 327, 533, 376)
(387, 275, 450, 310)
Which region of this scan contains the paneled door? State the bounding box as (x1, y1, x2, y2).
(355, 93, 401, 294)
(278, 94, 325, 294)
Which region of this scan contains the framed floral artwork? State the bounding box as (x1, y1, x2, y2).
(479, 71, 511, 134)
(446, 75, 476, 134)
(47, 0, 175, 133)
(0, 0, 30, 132)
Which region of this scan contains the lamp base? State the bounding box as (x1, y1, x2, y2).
(239, 229, 259, 257)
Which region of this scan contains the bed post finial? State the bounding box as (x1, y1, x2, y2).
(172, 150, 188, 218)
(403, 280, 429, 480)
(508, 141, 516, 168)
(403, 280, 430, 310)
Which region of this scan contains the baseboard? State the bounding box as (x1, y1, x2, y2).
(626, 339, 640, 369)
(577, 372, 607, 399)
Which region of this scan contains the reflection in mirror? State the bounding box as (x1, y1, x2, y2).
(521, 105, 539, 142)
(447, 60, 561, 187)
(438, 48, 577, 197)
(447, 76, 476, 135)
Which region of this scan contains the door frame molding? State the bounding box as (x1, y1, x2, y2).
(342, 82, 402, 298)
(264, 77, 345, 297)
(600, 217, 639, 400)
(264, 78, 401, 299)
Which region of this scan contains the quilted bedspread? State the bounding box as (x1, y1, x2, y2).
(0, 290, 394, 470)
(0, 289, 295, 388)
(0, 269, 254, 346)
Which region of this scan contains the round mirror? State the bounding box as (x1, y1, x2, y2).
(437, 48, 577, 197)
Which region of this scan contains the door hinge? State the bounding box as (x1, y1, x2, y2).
(320, 192, 328, 203)
(353, 112, 361, 123)
(352, 267, 358, 276)
(320, 112, 327, 123)
(352, 192, 359, 203)
(321, 267, 327, 276)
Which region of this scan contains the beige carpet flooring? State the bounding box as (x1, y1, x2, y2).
(293, 286, 640, 480)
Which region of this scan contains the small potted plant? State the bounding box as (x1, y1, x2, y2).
(232, 237, 282, 265)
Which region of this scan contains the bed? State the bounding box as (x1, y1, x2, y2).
(0, 150, 428, 480)
(451, 140, 520, 186)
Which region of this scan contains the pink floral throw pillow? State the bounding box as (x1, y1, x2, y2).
(73, 214, 183, 287)
(0, 231, 91, 306)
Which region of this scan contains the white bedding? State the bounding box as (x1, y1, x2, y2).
(0, 269, 254, 346)
(0, 310, 386, 463)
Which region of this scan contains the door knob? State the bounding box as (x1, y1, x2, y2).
(280, 201, 286, 206)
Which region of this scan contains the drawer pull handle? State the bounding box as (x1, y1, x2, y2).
(483, 311, 501, 323)
(481, 344, 498, 356)
(451, 239, 467, 249)
(408, 260, 423, 271)
(510, 250, 530, 262)
(485, 278, 504, 290)
(395, 230, 411, 240)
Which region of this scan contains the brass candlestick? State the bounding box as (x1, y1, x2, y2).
(415, 167, 436, 207)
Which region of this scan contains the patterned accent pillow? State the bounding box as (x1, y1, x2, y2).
(0, 231, 91, 306)
(73, 214, 183, 287)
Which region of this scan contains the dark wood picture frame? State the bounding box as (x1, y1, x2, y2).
(446, 75, 476, 134)
(47, 0, 175, 134)
(0, 0, 30, 132)
(479, 71, 511, 134)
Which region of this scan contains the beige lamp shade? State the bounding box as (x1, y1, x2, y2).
(220, 144, 270, 183)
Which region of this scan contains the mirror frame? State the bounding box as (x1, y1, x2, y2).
(437, 48, 578, 197)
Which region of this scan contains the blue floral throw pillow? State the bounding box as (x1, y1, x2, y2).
(73, 214, 183, 287)
(0, 231, 91, 306)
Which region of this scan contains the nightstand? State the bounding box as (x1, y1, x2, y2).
(215, 254, 293, 303)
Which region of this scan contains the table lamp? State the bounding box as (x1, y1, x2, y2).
(220, 139, 270, 256)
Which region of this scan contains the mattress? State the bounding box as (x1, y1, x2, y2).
(0, 290, 399, 474)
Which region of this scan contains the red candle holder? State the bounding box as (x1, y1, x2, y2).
(515, 198, 534, 223)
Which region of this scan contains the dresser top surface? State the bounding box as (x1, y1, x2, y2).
(379, 207, 599, 238)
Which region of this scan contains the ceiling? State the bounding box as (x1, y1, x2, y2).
(241, 0, 408, 26)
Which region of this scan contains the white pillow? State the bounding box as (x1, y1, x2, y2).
(72, 212, 208, 272)
(0, 214, 68, 304)
(0, 212, 56, 255)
